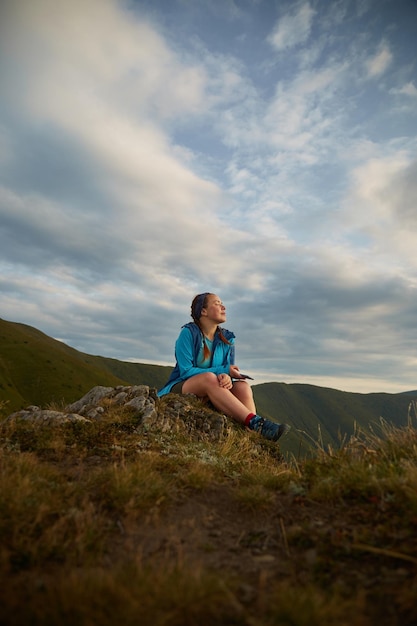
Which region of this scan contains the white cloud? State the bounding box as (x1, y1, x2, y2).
(346, 153, 413, 224)
(268, 2, 315, 51)
(1, 0, 209, 125)
(365, 42, 393, 78)
(389, 82, 417, 98)
(342, 150, 417, 275)
(264, 65, 341, 151)
(0, 0, 247, 284)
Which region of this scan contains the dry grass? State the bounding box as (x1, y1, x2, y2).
(1, 405, 417, 625)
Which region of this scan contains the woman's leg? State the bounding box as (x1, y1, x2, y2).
(182, 373, 290, 442)
(230, 381, 256, 415)
(182, 373, 250, 424)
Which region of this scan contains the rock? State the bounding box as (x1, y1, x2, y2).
(7, 408, 89, 424)
(125, 396, 147, 412)
(65, 386, 115, 414)
(158, 393, 230, 440)
(5, 384, 230, 441)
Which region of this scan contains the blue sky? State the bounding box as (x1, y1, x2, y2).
(1, 0, 416, 394)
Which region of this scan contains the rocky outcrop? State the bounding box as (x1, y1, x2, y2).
(6, 385, 230, 441)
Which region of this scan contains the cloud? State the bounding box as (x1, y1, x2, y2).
(0, 0, 247, 286)
(229, 241, 417, 387)
(345, 151, 416, 226)
(389, 82, 417, 97)
(268, 2, 315, 51)
(388, 159, 417, 227)
(1, 0, 207, 120)
(365, 41, 393, 78)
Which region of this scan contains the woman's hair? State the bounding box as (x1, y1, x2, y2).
(191, 292, 211, 322)
(191, 292, 231, 360)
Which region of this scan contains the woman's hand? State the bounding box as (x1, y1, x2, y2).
(218, 373, 233, 389)
(229, 365, 243, 379)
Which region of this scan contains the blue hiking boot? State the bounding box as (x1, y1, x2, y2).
(248, 415, 291, 442)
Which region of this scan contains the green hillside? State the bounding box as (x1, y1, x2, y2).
(0, 318, 171, 413)
(84, 354, 172, 391)
(253, 382, 415, 456)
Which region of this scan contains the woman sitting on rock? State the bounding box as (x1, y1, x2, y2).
(158, 292, 290, 442)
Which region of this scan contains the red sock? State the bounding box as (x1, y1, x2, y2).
(244, 413, 256, 426)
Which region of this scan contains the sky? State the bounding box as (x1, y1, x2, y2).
(1, 0, 416, 395)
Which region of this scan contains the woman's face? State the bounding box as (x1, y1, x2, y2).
(202, 294, 226, 323)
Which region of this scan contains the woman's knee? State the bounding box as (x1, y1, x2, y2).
(183, 372, 218, 394)
(196, 372, 218, 386)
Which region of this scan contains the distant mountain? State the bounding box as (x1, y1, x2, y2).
(1, 318, 415, 457)
(253, 382, 416, 456)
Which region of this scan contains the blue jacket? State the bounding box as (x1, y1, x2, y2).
(157, 322, 236, 397)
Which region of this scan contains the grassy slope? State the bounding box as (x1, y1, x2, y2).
(254, 382, 414, 455)
(84, 354, 173, 391)
(0, 319, 175, 413)
(0, 319, 128, 411)
(1, 402, 416, 625)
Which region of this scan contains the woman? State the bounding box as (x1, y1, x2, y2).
(158, 292, 290, 442)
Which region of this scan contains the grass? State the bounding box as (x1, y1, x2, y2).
(1, 402, 417, 625)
